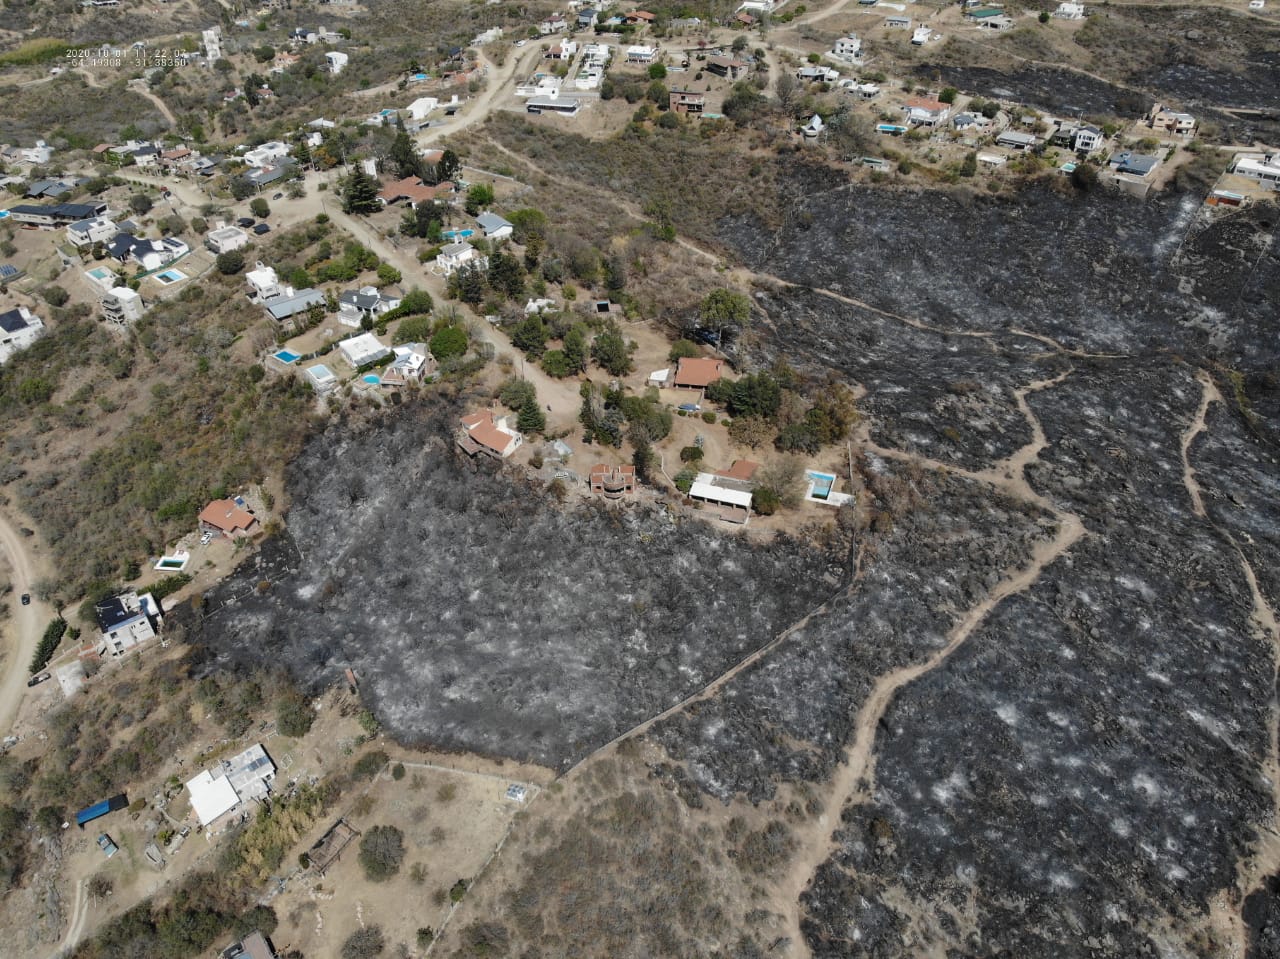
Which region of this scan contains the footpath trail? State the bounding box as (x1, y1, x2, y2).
(0, 509, 55, 737)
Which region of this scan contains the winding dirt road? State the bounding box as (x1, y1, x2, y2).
(0, 509, 55, 737)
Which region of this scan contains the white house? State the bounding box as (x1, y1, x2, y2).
(436, 241, 484, 275)
(539, 12, 567, 33)
(102, 286, 144, 324)
(475, 211, 513, 240)
(93, 591, 162, 657)
(625, 45, 657, 64)
(797, 65, 840, 83)
(243, 141, 290, 167)
(1231, 153, 1280, 189)
(996, 130, 1039, 151)
(246, 263, 281, 300)
(803, 114, 825, 138)
(205, 225, 250, 254)
(202, 25, 223, 59)
(524, 297, 557, 314)
(326, 51, 349, 74)
(911, 25, 932, 45)
(337, 331, 391, 368)
(17, 140, 53, 165)
(380, 343, 436, 386)
(0, 307, 45, 364)
(1054, 1, 1085, 18)
(305, 363, 337, 393)
(1072, 124, 1104, 153)
(185, 743, 276, 833)
(473, 27, 503, 45)
(406, 96, 439, 120)
(885, 14, 911, 28)
(66, 216, 119, 248)
(902, 96, 950, 128)
(516, 76, 563, 98)
(832, 36, 862, 61)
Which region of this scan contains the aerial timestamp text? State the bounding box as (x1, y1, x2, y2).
(65, 47, 191, 69)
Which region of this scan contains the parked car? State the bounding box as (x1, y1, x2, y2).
(271, 192, 284, 200)
(515, 38, 526, 46)
(97, 834, 118, 858)
(20, 593, 30, 605)
(26, 672, 50, 688)
(253, 223, 271, 235)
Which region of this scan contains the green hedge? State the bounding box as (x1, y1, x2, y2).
(30, 618, 67, 674)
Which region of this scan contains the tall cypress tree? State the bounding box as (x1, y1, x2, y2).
(342, 168, 381, 215)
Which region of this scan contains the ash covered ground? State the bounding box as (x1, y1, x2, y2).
(652, 182, 1280, 955)
(184, 410, 838, 768)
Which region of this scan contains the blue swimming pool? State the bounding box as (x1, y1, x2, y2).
(0, 210, 9, 219)
(876, 124, 908, 135)
(442, 229, 475, 240)
(274, 349, 300, 364)
(362, 374, 381, 385)
(807, 470, 836, 500)
(155, 269, 187, 284)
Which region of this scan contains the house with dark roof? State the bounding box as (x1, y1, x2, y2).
(7, 201, 107, 227)
(93, 591, 162, 657)
(264, 288, 326, 323)
(106, 234, 189, 271)
(338, 286, 402, 327)
(66, 216, 119, 248)
(1109, 151, 1160, 179)
(0, 306, 44, 363)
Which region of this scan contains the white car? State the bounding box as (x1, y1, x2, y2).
(515, 39, 526, 46)
(200, 531, 214, 546)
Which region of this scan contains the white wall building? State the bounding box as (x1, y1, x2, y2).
(243, 141, 291, 167)
(337, 331, 392, 368)
(18, 141, 53, 165)
(202, 26, 223, 60)
(66, 217, 118, 248)
(0, 307, 45, 364)
(832, 36, 862, 60)
(246, 263, 281, 300)
(205, 225, 249, 254)
(93, 591, 162, 657)
(185, 743, 276, 833)
(326, 51, 349, 74)
(1232, 153, 1280, 189)
(406, 96, 439, 120)
(102, 286, 144, 324)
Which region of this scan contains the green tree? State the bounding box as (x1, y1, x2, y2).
(342, 924, 386, 959)
(646, 79, 669, 106)
(376, 262, 402, 286)
(487, 251, 526, 300)
(541, 350, 572, 377)
(701, 288, 750, 335)
(428, 324, 468, 360)
(41, 285, 69, 307)
(464, 183, 495, 216)
(499, 378, 537, 410)
(563, 326, 588, 373)
(591, 322, 632, 375)
(517, 397, 546, 434)
(249, 197, 270, 218)
(433, 149, 460, 184)
(358, 826, 405, 882)
(276, 691, 314, 738)
(389, 125, 422, 180)
(668, 339, 700, 361)
(511, 314, 549, 357)
(960, 151, 978, 178)
(452, 264, 487, 304)
(342, 168, 381, 215)
(230, 176, 256, 201)
(507, 208, 547, 244)
(128, 194, 153, 216)
(604, 254, 627, 294)
(632, 438, 653, 482)
(938, 87, 958, 104)
(216, 250, 245, 275)
(648, 63, 667, 79)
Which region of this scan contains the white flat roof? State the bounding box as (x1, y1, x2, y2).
(186, 769, 240, 826)
(690, 473, 753, 508)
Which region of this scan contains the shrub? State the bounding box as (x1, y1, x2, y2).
(341, 924, 386, 959)
(216, 250, 245, 275)
(674, 467, 698, 494)
(358, 826, 405, 882)
(668, 339, 700, 361)
(417, 928, 435, 948)
(391, 763, 405, 781)
(41, 285, 69, 308)
(429, 325, 468, 360)
(499, 378, 537, 410)
(450, 878, 469, 902)
(679, 446, 704, 463)
(276, 691, 314, 739)
(352, 750, 388, 780)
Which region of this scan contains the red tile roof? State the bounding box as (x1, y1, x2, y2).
(673, 357, 725, 388)
(716, 459, 760, 482)
(199, 498, 257, 535)
(905, 96, 946, 112)
(377, 176, 451, 205)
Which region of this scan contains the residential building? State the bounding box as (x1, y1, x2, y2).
(524, 298, 557, 314)
(672, 356, 725, 390)
(185, 743, 276, 833)
(205, 225, 250, 254)
(625, 45, 657, 64)
(475, 211, 514, 240)
(25, 178, 82, 199)
(852, 82, 881, 99)
(902, 96, 950, 128)
(243, 141, 290, 167)
(223, 931, 277, 959)
(264, 288, 326, 323)
(106, 234, 189, 271)
(0, 307, 45, 364)
(669, 89, 706, 114)
(589, 463, 636, 499)
(1110, 150, 1161, 178)
(337, 331, 392, 368)
(527, 95, 582, 117)
(338, 286, 402, 327)
(16, 140, 53, 165)
(885, 14, 911, 28)
(101, 287, 144, 324)
(199, 498, 258, 537)
(539, 12, 567, 33)
(326, 51, 349, 74)
(458, 410, 523, 459)
(377, 176, 453, 207)
(436, 241, 485, 275)
(406, 97, 439, 120)
(832, 36, 862, 60)
(247, 161, 294, 190)
(803, 114, 825, 138)
(7, 201, 108, 227)
(624, 10, 656, 23)
(93, 591, 162, 657)
(1071, 124, 1105, 154)
(688, 471, 752, 521)
(380, 343, 436, 386)
(246, 263, 281, 300)
(305, 364, 337, 393)
(912, 25, 933, 44)
(516, 75, 563, 98)
(202, 25, 223, 60)
(797, 65, 840, 83)
(1230, 153, 1280, 189)
(1054, 1, 1085, 18)
(546, 40, 578, 60)
(705, 56, 749, 80)
(66, 217, 119, 248)
(577, 8, 598, 29)
(996, 130, 1039, 151)
(1149, 104, 1196, 136)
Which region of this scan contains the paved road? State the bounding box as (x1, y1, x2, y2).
(0, 510, 55, 737)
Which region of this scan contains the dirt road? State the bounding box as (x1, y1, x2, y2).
(0, 509, 55, 737)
